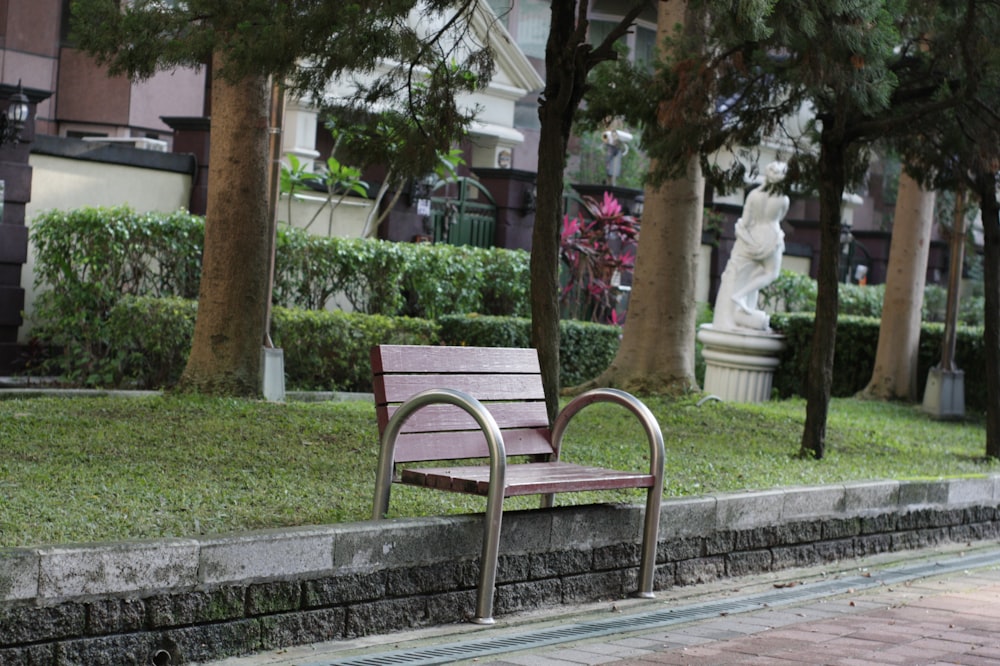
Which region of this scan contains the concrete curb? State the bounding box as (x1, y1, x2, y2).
(3, 476, 997, 608)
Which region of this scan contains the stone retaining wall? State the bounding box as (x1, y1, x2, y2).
(1, 477, 999, 665)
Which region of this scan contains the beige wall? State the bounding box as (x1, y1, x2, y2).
(20, 153, 193, 341)
(280, 193, 372, 238)
(28, 154, 192, 214)
(20, 154, 377, 339)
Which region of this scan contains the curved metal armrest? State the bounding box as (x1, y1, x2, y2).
(551, 387, 665, 479)
(371, 388, 507, 520)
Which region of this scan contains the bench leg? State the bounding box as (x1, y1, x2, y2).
(636, 485, 663, 598)
(473, 487, 505, 624)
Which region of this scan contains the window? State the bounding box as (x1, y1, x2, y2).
(486, 0, 513, 24)
(513, 0, 550, 59)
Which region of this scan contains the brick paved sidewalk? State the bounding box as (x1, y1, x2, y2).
(480, 561, 1000, 665)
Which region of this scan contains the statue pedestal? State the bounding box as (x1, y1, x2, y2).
(697, 325, 786, 403)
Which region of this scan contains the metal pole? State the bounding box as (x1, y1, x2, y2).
(263, 80, 285, 348)
(941, 189, 966, 372)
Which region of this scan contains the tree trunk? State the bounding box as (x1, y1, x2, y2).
(531, 0, 589, 424)
(178, 54, 271, 396)
(976, 171, 1000, 459)
(571, 0, 702, 396)
(531, 115, 568, 424)
(578, 157, 703, 394)
(860, 172, 933, 401)
(800, 129, 846, 459)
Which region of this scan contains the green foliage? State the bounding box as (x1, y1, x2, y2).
(30, 207, 203, 386)
(279, 154, 368, 229)
(437, 315, 621, 387)
(761, 270, 886, 318)
(106, 296, 198, 389)
(437, 314, 532, 348)
(771, 312, 991, 413)
(479, 247, 531, 317)
(272, 228, 530, 318)
(270, 308, 439, 391)
(771, 313, 875, 400)
(762, 269, 985, 327)
(557, 320, 622, 387)
(91, 297, 440, 392)
(399, 244, 485, 319)
(837, 282, 886, 318)
(923, 283, 986, 327)
(70, 0, 493, 179)
(42, 300, 619, 392)
(759, 270, 818, 313)
(28, 207, 577, 390)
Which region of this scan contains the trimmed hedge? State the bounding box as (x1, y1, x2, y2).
(437, 315, 621, 388)
(770, 312, 989, 413)
(29, 208, 534, 386)
(95, 298, 619, 392)
(270, 309, 438, 391)
(273, 230, 531, 318)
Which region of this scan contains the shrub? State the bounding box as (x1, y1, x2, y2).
(437, 314, 621, 387)
(92, 297, 441, 392)
(770, 313, 881, 399)
(271, 308, 438, 391)
(762, 269, 984, 326)
(399, 244, 485, 319)
(771, 312, 989, 412)
(106, 296, 197, 388)
(30, 211, 531, 385)
(557, 319, 621, 386)
(479, 247, 531, 317)
(271, 228, 529, 317)
(560, 193, 638, 325)
(838, 282, 885, 318)
(31, 207, 203, 385)
(759, 270, 817, 313)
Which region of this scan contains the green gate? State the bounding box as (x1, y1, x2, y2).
(429, 178, 498, 248)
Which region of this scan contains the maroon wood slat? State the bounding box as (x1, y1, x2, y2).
(390, 429, 554, 463)
(374, 373, 545, 404)
(371, 344, 655, 534)
(372, 345, 540, 375)
(400, 462, 655, 496)
(377, 401, 549, 434)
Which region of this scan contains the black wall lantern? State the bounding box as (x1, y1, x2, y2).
(0, 82, 29, 147)
(521, 182, 537, 215)
(409, 173, 437, 207)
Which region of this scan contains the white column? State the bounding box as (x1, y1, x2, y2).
(282, 98, 321, 170)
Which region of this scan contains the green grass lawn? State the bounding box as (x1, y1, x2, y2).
(0, 393, 995, 549)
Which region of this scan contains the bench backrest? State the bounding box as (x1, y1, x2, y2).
(371, 345, 554, 463)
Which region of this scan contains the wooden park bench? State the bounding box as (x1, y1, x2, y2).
(370, 344, 665, 624)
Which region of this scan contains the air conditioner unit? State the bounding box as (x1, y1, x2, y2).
(81, 136, 168, 152)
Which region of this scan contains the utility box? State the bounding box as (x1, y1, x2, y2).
(261, 347, 285, 402)
(922, 366, 965, 420)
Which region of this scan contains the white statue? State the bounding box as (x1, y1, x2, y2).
(712, 161, 790, 331)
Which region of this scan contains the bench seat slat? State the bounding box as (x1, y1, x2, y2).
(378, 402, 550, 433)
(373, 345, 540, 374)
(391, 429, 554, 463)
(400, 462, 655, 496)
(375, 373, 545, 404)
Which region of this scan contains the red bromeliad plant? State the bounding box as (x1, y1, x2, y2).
(560, 192, 639, 325)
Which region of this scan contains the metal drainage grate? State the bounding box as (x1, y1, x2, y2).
(314, 549, 1000, 666)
